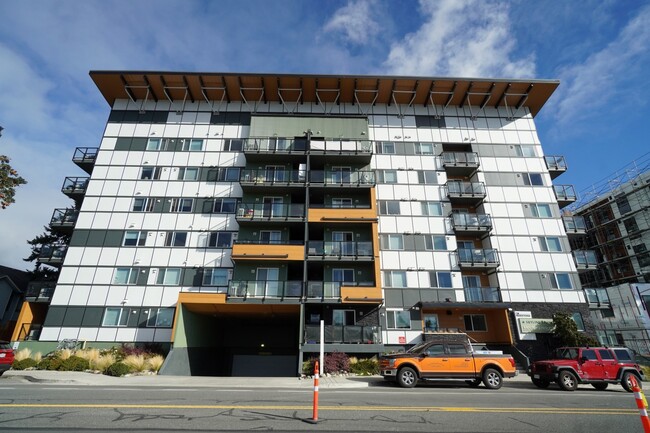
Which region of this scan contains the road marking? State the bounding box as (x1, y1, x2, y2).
(0, 403, 637, 415)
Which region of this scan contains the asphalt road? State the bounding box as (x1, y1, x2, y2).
(0, 380, 645, 432)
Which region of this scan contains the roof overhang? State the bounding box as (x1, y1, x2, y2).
(90, 71, 559, 118)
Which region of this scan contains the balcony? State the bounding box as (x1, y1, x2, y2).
(308, 170, 375, 187)
(309, 139, 373, 161)
(554, 185, 577, 208)
(464, 287, 501, 303)
(306, 281, 342, 300)
(304, 325, 381, 344)
(545, 155, 567, 179)
(446, 181, 486, 205)
(72, 147, 98, 174)
(228, 280, 304, 299)
(563, 215, 587, 236)
(584, 288, 610, 307)
(440, 151, 480, 176)
(456, 248, 500, 270)
(308, 204, 376, 222)
(573, 250, 599, 271)
(232, 242, 305, 261)
(50, 208, 78, 233)
(235, 203, 305, 222)
(306, 241, 374, 260)
(450, 213, 492, 236)
(240, 169, 306, 188)
(25, 282, 56, 303)
(38, 245, 67, 265)
(244, 137, 307, 154)
(61, 177, 89, 201)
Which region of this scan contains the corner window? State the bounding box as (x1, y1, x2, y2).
(386, 310, 411, 329)
(102, 307, 129, 327)
(123, 231, 147, 247)
(113, 268, 139, 285)
(464, 314, 487, 331)
(156, 268, 181, 285)
(146, 307, 175, 328)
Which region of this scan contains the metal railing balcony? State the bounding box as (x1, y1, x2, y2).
(243, 137, 308, 153)
(72, 147, 98, 164)
(235, 203, 306, 221)
(61, 177, 89, 195)
(456, 248, 500, 268)
(308, 170, 376, 186)
(50, 208, 78, 229)
(584, 288, 610, 306)
(25, 282, 56, 303)
(309, 139, 373, 155)
(545, 155, 567, 179)
(234, 239, 303, 245)
(563, 216, 587, 234)
(304, 325, 382, 344)
(450, 213, 492, 233)
(446, 181, 486, 203)
(38, 245, 67, 263)
(573, 250, 599, 269)
(306, 241, 374, 258)
(228, 280, 304, 298)
(441, 152, 480, 175)
(306, 281, 341, 299)
(464, 287, 501, 302)
(240, 169, 306, 185)
(554, 185, 577, 208)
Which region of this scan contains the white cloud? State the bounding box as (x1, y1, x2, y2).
(383, 0, 535, 78)
(323, 0, 381, 45)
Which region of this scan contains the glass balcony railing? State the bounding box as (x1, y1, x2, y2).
(228, 280, 303, 298)
(309, 139, 373, 154)
(235, 239, 303, 245)
(446, 181, 486, 198)
(563, 215, 587, 233)
(235, 203, 305, 220)
(306, 241, 373, 258)
(240, 169, 306, 185)
(554, 185, 577, 202)
(584, 288, 610, 305)
(450, 213, 492, 231)
(545, 155, 567, 171)
(464, 287, 501, 302)
(304, 325, 381, 344)
(61, 177, 89, 194)
(39, 245, 67, 262)
(441, 151, 479, 167)
(72, 147, 98, 164)
(456, 248, 500, 267)
(25, 282, 56, 302)
(308, 170, 376, 186)
(573, 250, 598, 268)
(50, 208, 79, 227)
(243, 137, 307, 153)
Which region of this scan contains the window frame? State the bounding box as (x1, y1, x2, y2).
(213, 198, 237, 213)
(146, 307, 175, 328)
(202, 268, 230, 287)
(386, 310, 411, 329)
(430, 271, 452, 288)
(384, 270, 407, 288)
(178, 167, 199, 180)
(425, 235, 448, 251)
(156, 268, 181, 285)
(170, 198, 194, 213)
(208, 232, 234, 248)
(123, 231, 147, 247)
(140, 166, 161, 180)
(132, 197, 154, 212)
(539, 236, 562, 252)
(113, 267, 139, 285)
(422, 201, 443, 216)
(530, 203, 553, 218)
(464, 314, 487, 332)
(165, 231, 188, 247)
(102, 307, 129, 327)
(379, 200, 400, 215)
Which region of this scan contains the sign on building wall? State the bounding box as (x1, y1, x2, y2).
(518, 318, 554, 334)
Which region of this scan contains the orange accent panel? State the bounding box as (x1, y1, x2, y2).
(340, 286, 383, 303)
(308, 207, 376, 222)
(172, 292, 228, 341)
(232, 244, 304, 260)
(11, 302, 34, 342)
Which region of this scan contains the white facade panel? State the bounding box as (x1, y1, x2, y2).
(96, 327, 118, 342)
(86, 286, 109, 306)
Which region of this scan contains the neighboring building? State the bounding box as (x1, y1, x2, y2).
(13, 72, 591, 375)
(0, 265, 29, 341)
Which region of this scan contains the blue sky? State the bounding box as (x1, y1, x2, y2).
(0, 0, 648, 270)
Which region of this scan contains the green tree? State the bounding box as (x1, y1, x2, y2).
(0, 154, 26, 209)
(552, 312, 598, 347)
(24, 224, 71, 280)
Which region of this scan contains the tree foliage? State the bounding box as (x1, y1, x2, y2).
(24, 224, 71, 280)
(552, 312, 598, 347)
(0, 154, 27, 209)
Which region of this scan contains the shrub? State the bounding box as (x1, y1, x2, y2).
(38, 357, 63, 371)
(105, 362, 132, 377)
(14, 348, 32, 362)
(146, 355, 164, 373)
(304, 352, 351, 375)
(94, 354, 116, 373)
(12, 358, 38, 370)
(59, 355, 90, 372)
(33, 352, 42, 363)
(59, 349, 73, 361)
(76, 349, 101, 368)
(349, 358, 379, 376)
(123, 354, 147, 373)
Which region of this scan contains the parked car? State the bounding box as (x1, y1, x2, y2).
(379, 333, 517, 389)
(0, 341, 15, 376)
(527, 346, 644, 392)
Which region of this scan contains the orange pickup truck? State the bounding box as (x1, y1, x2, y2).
(379, 333, 518, 389)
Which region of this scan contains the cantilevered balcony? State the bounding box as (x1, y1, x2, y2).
(72, 147, 98, 174)
(242, 137, 307, 163)
(306, 281, 341, 300)
(49, 208, 78, 233)
(304, 324, 381, 344)
(309, 139, 373, 161)
(450, 213, 492, 236)
(572, 250, 598, 271)
(306, 241, 374, 260)
(61, 177, 89, 201)
(456, 248, 500, 270)
(563, 215, 587, 237)
(24, 282, 55, 303)
(554, 185, 577, 208)
(545, 155, 567, 179)
(38, 245, 67, 265)
(228, 280, 304, 299)
(440, 151, 480, 176)
(584, 288, 611, 307)
(235, 203, 305, 222)
(464, 286, 501, 303)
(240, 169, 306, 188)
(308, 170, 375, 187)
(446, 181, 486, 205)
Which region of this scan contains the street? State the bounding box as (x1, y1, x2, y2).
(0, 378, 644, 432)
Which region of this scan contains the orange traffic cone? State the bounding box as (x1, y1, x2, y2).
(630, 375, 650, 433)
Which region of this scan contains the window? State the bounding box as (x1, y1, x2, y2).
(182, 138, 203, 151)
(601, 308, 615, 319)
(417, 170, 438, 184)
(464, 314, 487, 331)
(448, 344, 468, 355)
(331, 198, 353, 208)
(550, 273, 573, 289)
(146, 138, 162, 151)
(384, 271, 407, 288)
(387, 310, 410, 329)
(213, 198, 237, 213)
(380, 170, 398, 184)
(208, 232, 234, 248)
(165, 231, 187, 247)
(170, 198, 193, 212)
(424, 314, 439, 332)
(383, 234, 403, 250)
(522, 173, 544, 186)
(102, 308, 129, 327)
(212, 167, 241, 182)
(515, 145, 536, 157)
(156, 268, 181, 285)
(132, 198, 155, 212)
(140, 166, 161, 180)
(624, 217, 639, 233)
(582, 349, 598, 360)
(616, 196, 632, 214)
(379, 200, 400, 215)
(333, 310, 355, 326)
(178, 167, 199, 180)
(113, 268, 139, 285)
(539, 237, 562, 252)
(430, 271, 452, 288)
(203, 268, 229, 286)
(572, 313, 586, 331)
(147, 308, 174, 327)
(530, 203, 553, 218)
(425, 235, 447, 250)
(224, 139, 244, 151)
(332, 268, 355, 283)
(123, 231, 147, 246)
(422, 202, 443, 216)
(376, 141, 396, 154)
(415, 142, 434, 155)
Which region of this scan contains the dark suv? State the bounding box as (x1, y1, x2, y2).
(527, 347, 644, 392)
(0, 341, 14, 376)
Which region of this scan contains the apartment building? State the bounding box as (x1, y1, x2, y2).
(13, 72, 590, 375)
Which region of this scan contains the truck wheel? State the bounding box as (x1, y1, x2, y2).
(557, 370, 578, 391)
(592, 383, 608, 391)
(622, 372, 642, 392)
(466, 379, 481, 387)
(532, 378, 550, 388)
(482, 368, 503, 390)
(396, 367, 418, 388)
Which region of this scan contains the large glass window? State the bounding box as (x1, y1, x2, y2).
(422, 202, 443, 216)
(132, 198, 154, 212)
(156, 268, 181, 285)
(213, 198, 237, 213)
(430, 271, 452, 288)
(387, 310, 411, 329)
(208, 232, 234, 248)
(522, 173, 544, 186)
(551, 273, 573, 289)
(140, 166, 161, 180)
(178, 167, 199, 180)
(102, 308, 129, 327)
(123, 231, 147, 247)
(170, 198, 193, 213)
(464, 314, 487, 331)
(425, 235, 447, 251)
(379, 200, 400, 215)
(182, 139, 204, 151)
(113, 268, 139, 285)
(384, 271, 407, 288)
(146, 308, 175, 328)
(539, 237, 562, 252)
(530, 203, 552, 218)
(165, 231, 187, 247)
(203, 268, 229, 286)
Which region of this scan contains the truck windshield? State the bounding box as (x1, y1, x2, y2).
(554, 348, 579, 360)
